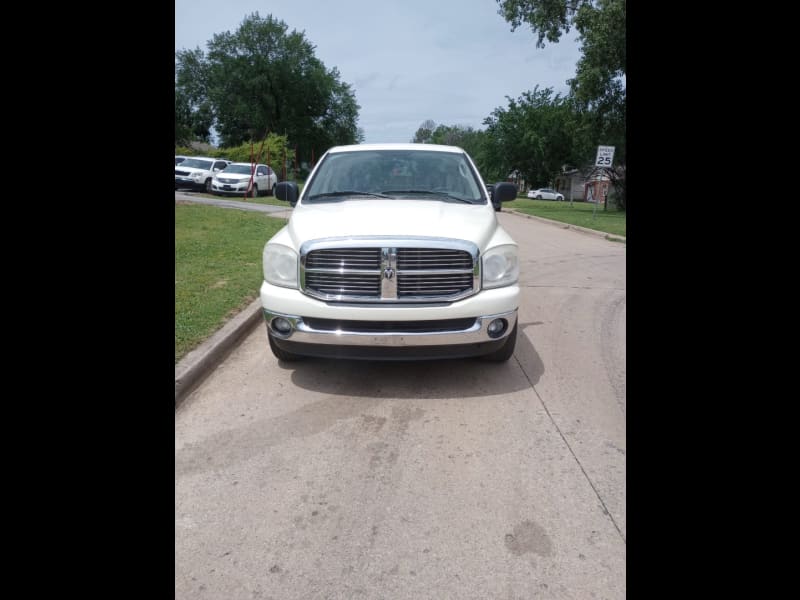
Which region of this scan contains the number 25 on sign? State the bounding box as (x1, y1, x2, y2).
(595, 145, 615, 167)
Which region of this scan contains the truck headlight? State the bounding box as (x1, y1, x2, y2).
(263, 243, 298, 288)
(482, 244, 518, 289)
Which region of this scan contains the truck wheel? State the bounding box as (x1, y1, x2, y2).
(268, 331, 303, 362)
(482, 322, 517, 362)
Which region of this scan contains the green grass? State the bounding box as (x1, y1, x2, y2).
(175, 203, 287, 364)
(504, 198, 626, 237)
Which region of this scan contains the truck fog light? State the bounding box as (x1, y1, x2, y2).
(272, 317, 292, 335)
(487, 318, 507, 338)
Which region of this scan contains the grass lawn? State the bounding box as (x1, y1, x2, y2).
(504, 198, 626, 238)
(175, 203, 287, 364)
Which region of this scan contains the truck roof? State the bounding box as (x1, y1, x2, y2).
(327, 143, 464, 154)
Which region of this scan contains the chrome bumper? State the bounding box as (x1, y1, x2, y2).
(263, 309, 518, 347)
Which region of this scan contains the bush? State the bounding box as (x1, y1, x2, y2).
(175, 133, 295, 168)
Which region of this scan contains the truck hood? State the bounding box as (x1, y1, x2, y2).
(286, 199, 497, 250)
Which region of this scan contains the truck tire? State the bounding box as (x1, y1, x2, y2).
(482, 322, 517, 362)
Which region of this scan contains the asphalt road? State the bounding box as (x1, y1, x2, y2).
(175, 212, 626, 599)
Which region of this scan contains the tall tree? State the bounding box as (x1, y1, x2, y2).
(412, 119, 437, 143)
(482, 86, 581, 188)
(175, 13, 361, 161)
(497, 0, 626, 205)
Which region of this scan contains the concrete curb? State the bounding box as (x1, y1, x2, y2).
(505, 208, 626, 243)
(175, 298, 264, 409)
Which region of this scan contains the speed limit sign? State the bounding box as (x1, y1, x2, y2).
(595, 145, 615, 167)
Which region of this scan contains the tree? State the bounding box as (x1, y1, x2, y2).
(175, 81, 212, 146)
(175, 89, 193, 147)
(497, 0, 626, 206)
(175, 13, 361, 161)
(496, 0, 584, 48)
(482, 86, 581, 189)
(412, 119, 437, 143)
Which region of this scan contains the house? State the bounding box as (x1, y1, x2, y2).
(555, 165, 621, 203)
(554, 167, 587, 201)
(506, 169, 526, 192)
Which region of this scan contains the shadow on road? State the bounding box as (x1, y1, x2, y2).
(176, 323, 546, 480)
(279, 321, 546, 399)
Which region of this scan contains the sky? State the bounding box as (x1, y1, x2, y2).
(175, 0, 583, 145)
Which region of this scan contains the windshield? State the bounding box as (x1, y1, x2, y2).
(180, 158, 213, 170)
(303, 149, 486, 204)
(223, 164, 258, 175)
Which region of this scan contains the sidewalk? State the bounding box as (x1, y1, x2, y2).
(504, 208, 626, 242)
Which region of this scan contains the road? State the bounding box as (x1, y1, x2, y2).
(175, 211, 626, 599)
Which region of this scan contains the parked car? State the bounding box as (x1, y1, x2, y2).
(212, 162, 278, 197)
(175, 155, 187, 165)
(175, 157, 231, 192)
(261, 143, 520, 362)
(526, 187, 564, 201)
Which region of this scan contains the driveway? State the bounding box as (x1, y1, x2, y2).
(175, 212, 626, 599)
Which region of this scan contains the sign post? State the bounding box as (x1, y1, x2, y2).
(593, 146, 615, 219)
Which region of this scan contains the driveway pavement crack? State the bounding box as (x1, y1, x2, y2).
(514, 354, 627, 545)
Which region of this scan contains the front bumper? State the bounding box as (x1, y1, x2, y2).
(264, 309, 517, 346)
(175, 176, 204, 190)
(211, 180, 252, 194)
(260, 280, 519, 359)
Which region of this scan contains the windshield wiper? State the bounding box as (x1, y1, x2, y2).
(380, 189, 475, 204)
(307, 191, 392, 200)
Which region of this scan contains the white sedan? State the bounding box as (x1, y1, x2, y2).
(527, 187, 564, 201)
(212, 162, 278, 197)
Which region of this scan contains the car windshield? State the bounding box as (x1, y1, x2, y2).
(180, 158, 213, 170)
(303, 149, 486, 204)
(223, 164, 258, 175)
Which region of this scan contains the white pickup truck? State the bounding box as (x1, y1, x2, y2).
(260, 143, 519, 361)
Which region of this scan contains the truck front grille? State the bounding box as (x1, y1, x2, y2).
(300, 239, 479, 303)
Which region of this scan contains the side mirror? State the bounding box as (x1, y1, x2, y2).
(275, 181, 299, 206)
(493, 182, 518, 202)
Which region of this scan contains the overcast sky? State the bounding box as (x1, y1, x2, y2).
(175, 0, 582, 145)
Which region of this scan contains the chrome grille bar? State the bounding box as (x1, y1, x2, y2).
(300, 237, 480, 303)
